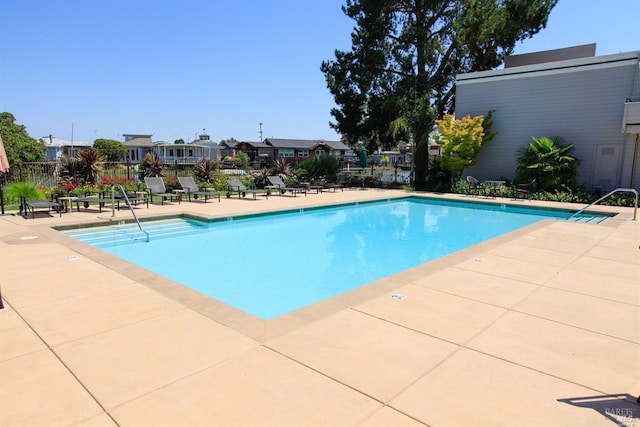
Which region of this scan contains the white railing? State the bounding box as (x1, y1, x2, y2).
(111, 184, 149, 241)
(569, 188, 638, 221)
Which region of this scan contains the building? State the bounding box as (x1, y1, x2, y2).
(153, 132, 221, 164)
(455, 44, 640, 191)
(219, 138, 352, 167)
(263, 138, 350, 162)
(122, 134, 153, 163)
(41, 135, 92, 161)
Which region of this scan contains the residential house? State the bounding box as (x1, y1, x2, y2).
(192, 132, 222, 161)
(263, 138, 350, 162)
(235, 141, 273, 167)
(41, 135, 92, 161)
(122, 134, 153, 163)
(154, 132, 221, 164)
(455, 44, 640, 191)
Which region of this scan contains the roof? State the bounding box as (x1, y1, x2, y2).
(264, 138, 349, 151)
(237, 141, 271, 149)
(123, 136, 153, 147)
(40, 136, 92, 148)
(219, 141, 239, 149)
(457, 50, 640, 84)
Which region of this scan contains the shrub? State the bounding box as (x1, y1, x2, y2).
(293, 155, 340, 183)
(516, 137, 580, 191)
(76, 148, 104, 184)
(140, 152, 164, 177)
(193, 159, 220, 183)
(4, 182, 44, 203)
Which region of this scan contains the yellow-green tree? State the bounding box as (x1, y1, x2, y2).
(436, 113, 492, 179)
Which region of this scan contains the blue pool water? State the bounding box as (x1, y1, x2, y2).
(62, 198, 601, 319)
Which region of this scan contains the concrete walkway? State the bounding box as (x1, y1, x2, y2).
(1, 189, 638, 426)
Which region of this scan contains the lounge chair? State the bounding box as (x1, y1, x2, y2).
(514, 180, 536, 200)
(177, 177, 220, 203)
(226, 179, 268, 200)
(20, 196, 62, 218)
(267, 176, 307, 197)
(144, 177, 180, 205)
(322, 183, 344, 192)
(466, 176, 485, 196)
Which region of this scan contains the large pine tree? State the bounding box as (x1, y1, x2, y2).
(321, 0, 557, 187)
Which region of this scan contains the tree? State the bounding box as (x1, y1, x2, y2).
(321, 0, 557, 187)
(234, 151, 250, 169)
(516, 136, 580, 191)
(436, 114, 486, 180)
(93, 138, 128, 162)
(0, 112, 46, 168)
(219, 137, 238, 145)
(436, 110, 497, 180)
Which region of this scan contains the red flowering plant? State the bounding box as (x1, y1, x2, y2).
(51, 181, 78, 198)
(100, 176, 137, 194)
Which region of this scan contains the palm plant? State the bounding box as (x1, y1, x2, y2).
(76, 148, 104, 184)
(140, 152, 164, 177)
(252, 167, 272, 188)
(58, 154, 82, 186)
(516, 136, 580, 191)
(193, 159, 219, 183)
(272, 158, 291, 180)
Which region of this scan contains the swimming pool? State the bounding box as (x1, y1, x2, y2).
(61, 197, 604, 319)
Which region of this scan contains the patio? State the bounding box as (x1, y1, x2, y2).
(1, 189, 638, 426)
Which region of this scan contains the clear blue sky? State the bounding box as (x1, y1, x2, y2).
(1, 0, 638, 144)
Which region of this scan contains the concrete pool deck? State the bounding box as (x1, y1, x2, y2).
(0, 189, 638, 426)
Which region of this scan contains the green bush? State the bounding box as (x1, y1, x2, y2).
(4, 182, 44, 203)
(293, 155, 340, 183)
(449, 179, 635, 207)
(516, 137, 580, 191)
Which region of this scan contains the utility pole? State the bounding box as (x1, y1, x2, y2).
(259, 122, 263, 143)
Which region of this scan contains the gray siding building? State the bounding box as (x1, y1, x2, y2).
(455, 47, 640, 192)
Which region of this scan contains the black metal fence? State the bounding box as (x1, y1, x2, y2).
(0, 160, 205, 187)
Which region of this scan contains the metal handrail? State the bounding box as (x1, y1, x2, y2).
(111, 184, 149, 242)
(568, 188, 638, 221)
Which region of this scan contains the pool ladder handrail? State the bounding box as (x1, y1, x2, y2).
(111, 184, 150, 242)
(568, 188, 638, 221)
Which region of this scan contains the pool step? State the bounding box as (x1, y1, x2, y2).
(566, 214, 608, 224)
(64, 219, 205, 247)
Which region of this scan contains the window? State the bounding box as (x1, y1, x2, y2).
(279, 149, 294, 158)
(298, 150, 309, 158)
